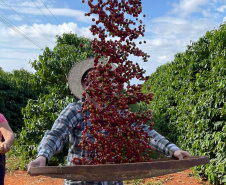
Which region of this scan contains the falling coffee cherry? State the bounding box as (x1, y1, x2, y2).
(77, 124, 81, 129)
(73, 0, 153, 165)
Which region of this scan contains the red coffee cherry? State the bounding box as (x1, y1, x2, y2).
(73, 0, 153, 165)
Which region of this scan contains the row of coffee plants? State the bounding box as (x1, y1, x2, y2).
(142, 23, 226, 184)
(0, 68, 42, 132)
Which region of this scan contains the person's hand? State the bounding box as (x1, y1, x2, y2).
(27, 156, 47, 175)
(173, 150, 191, 160)
(0, 141, 10, 154)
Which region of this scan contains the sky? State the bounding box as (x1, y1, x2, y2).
(0, 0, 225, 84)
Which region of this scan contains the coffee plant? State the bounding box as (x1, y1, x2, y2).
(142, 23, 226, 185)
(0, 68, 41, 132)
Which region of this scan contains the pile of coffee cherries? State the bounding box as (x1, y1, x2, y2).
(72, 0, 154, 165)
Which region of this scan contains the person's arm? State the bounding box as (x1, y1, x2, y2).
(0, 122, 15, 154)
(27, 102, 81, 174)
(146, 128, 180, 157)
(141, 124, 190, 159)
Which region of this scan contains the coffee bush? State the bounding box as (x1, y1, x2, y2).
(142, 23, 226, 184)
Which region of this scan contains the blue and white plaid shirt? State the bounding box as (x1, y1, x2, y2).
(37, 101, 180, 185)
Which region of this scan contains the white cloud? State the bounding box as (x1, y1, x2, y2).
(0, 46, 40, 73)
(7, 0, 56, 10)
(134, 17, 218, 80)
(0, 1, 95, 24)
(0, 22, 93, 47)
(7, 14, 23, 21)
(148, 18, 216, 40)
(158, 56, 167, 60)
(202, 9, 212, 17)
(0, 22, 92, 72)
(223, 16, 226, 22)
(172, 0, 208, 17)
(216, 5, 226, 12)
(62, 22, 93, 39)
(50, 8, 96, 24)
(152, 16, 187, 24)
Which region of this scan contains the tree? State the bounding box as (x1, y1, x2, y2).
(14, 33, 94, 168)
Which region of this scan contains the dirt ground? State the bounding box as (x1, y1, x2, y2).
(5, 169, 210, 185)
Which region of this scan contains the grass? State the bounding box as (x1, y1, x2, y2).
(5, 152, 22, 172)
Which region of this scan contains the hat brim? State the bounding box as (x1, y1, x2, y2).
(68, 58, 116, 99)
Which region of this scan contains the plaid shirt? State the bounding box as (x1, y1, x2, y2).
(37, 101, 180, 185)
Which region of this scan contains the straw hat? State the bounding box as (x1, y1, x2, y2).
(68, 58, 116, 99)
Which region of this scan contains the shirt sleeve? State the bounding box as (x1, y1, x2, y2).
(37, 103, 81, 161)
(147, 129, 180, 157)
(138, 123, 180, 157)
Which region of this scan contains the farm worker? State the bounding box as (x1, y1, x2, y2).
(27, 58, 191, 185)
(0, 113, 15, 185)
